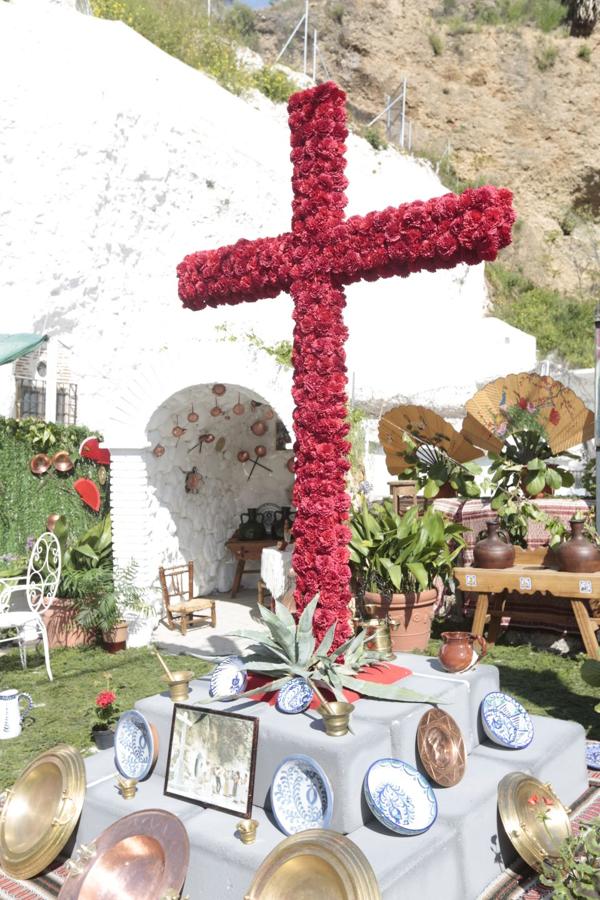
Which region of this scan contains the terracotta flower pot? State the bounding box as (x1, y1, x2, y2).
(364, 589, 438, 652)
(41, 599, 95, 649)
(102, 621, 128, 653)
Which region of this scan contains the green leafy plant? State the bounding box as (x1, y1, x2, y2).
(329, 2, 344, 25)
(91, 675, 120, 732)
(488, 485, 567, 548)
(578, 43, 592, 61)
(251, 66, 296, 104)
(428, 31, 444, 55)
(536, 40, 558, 70)
(363, 127, 388, 151)
(539, 818, 600, 897)
(399, 434, 481, 499)
(207, 595, 433, 705)
(74, 561, 152, 636)
(348, 498, 466, 600)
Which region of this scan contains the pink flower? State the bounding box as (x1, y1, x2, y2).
(96, 691, 116, 709)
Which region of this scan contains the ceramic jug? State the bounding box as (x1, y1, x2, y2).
(238, 508, 266, 541)
(553, 517, 600, 573)
(272, 507, 291, 540)
(0, 689, 33, 739)
(438, 632, 487, 673)
(473, 521, 515, 569)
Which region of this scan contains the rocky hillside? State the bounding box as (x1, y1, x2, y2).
(254, 0, 600, 299)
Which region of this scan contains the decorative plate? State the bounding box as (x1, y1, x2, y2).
(209, 656, 247, 699)
(481, 692, 534, 749)
(276, 678, 313, 715)
(417, 708, 466, 788)
(364, 758, 437, 835)
(114, 710, 158, 781)
(58, 809, 190, 900)
(497, 772, 571, 872)
(586, 740, 600, 770)
(271, 754, 333, 835)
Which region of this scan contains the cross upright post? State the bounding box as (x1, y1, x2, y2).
(177, 81, 515, 647)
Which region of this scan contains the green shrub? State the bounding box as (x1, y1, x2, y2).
(440, 0, 566, 32)
(429, 31, 444, 55)
(578, 43, 592, 61)
(487, 263, 595, 368)
(536, 40, 558, 70)
(363, 127, 388, 151)
(224, 2, 256, 44)
(252, 66, 295, 104)
(329, 2, 344, 25)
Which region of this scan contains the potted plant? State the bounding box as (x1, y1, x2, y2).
(75, 561, 154, 653)
(91, 684, 120, 749)
(399, 435, 481, 499)
(349, 499, 466, 651)
(539, 819, 600, 897)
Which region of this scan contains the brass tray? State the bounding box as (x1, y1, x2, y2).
(498, 772, 571, 872)
(58, 809, 190, 899)
(417, 708, 466, 788)
(0, 744, 86, 879)
(244, 829, 381, 900)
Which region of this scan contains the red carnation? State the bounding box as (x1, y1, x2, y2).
(96, 690, 117, 709)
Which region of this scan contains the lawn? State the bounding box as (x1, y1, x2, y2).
(1, 634, 598, 791)
(0, 645, 210, 790)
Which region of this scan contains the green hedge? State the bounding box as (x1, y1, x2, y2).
(0, 418, 110, 557)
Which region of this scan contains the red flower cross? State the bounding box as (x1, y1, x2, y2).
(177, 82, 515, 648)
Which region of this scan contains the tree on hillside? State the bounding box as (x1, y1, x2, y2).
(568, 0, 599, 36)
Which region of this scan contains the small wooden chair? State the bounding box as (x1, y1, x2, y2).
(158, 562, 216, 636)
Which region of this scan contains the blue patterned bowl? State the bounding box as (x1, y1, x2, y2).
(586, 740, 600, 770)
(271, 754, 333, 835)
(364, 758, 437, 835)
(209, 656, 247, 699)
(481, 691, 534, 749)
(114, 710, 158, 781)
(276, 678, 313, 714)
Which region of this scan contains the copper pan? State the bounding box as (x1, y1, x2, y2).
(59, 809, 190, 900)
(417, 708, 465, 787)
(30, 453, 51, 475)
(52, 451, 75, 473)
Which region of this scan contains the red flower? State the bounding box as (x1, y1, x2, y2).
(96, 691, 117, 709)
(527, 793, 540, 805)
(542, 796, 554, 806)
(549, 408, 560, 426)
(518, 397, 528, 410)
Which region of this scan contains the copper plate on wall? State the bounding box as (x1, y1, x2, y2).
(0, 744, 86, 880)
(244, 829, 381, 900)
(498, 772, 571, 872)
(59, 809, 190, 900)
(417, 708, 466, 788)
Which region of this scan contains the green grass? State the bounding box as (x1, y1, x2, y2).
(0, 646, 210, 790)
(427, 625, 600, 740)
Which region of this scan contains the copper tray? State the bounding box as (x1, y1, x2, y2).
(417, 708, 466, 787)
(244, 829, 381, 900)
(498, 772, 571, 872)
(58, 809, 190, 899)
(0, 744, 86, 879)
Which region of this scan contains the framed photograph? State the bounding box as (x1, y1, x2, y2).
(164, 704, 259, 818)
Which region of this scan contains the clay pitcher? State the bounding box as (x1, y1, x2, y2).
(473, 521, 515, 569)
(554, 517, 600, 573)
(439, 632, 487, 673)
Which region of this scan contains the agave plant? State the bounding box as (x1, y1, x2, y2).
(204, 595, 433, 705)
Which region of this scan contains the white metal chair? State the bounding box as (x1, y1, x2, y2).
(0, 532, 62, 681)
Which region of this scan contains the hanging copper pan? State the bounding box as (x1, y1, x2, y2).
(238, 450, 250, 463)
(233, 393, 245, 416)
(286, 457, 295, 473)
(152, 444, 165, 458)
(251, 421, 267, 436)
(30, 454, 51, 475)
(187, 404, 199, 424)
(255, 445, 267, 458)
(212, 383, 226, 396)
(263, 408, 275, 421)
(52, 451, 74, 473)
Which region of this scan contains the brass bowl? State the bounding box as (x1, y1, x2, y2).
(417, 708, 466, 788)
(58, 809, 190, 900)
(161, 671, 194, 702)
(0, 744, 86, 879)
(244, 829, 381, 900)
(52, 451, 74, 473)
(30, 453, 51, 475)
(498, 772, 571, 872)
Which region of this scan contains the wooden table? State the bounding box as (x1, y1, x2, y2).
(454, 549, 600, 659)
(225, 536, 278, 598)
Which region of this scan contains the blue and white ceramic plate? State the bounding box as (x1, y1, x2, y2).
(364, 758, 437, 835)
(209, 656, 247, 699)
(586, 740, 600, 770)
(271, 754, 333, 835)
(276, 678, 313, 714)
(481, 691, 534, 749)
(114, 710, 158, 781)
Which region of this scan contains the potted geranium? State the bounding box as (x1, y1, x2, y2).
(91, 686, 119, 749)
(349, 498, 466, 651)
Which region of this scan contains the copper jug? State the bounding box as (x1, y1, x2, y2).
(438, 631, 487, 673)
(473, 521, 515, 569)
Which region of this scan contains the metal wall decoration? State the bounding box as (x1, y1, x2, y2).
(210, 398, 223, 417)
(171, 417, 186, 440)
(187, 404, 199, 423)
(152, 444, 165, 458)
(188, 433, 215, 454)
(183, 467, 203, 494)
(233, 394, 245, 416)
(212, 384, 226, 396)
(251, 420, 267, 436)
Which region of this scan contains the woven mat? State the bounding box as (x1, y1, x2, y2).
(1, 762, 599, 900)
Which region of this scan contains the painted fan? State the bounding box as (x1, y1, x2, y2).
(461, 373, 594, 455)
(378, 405, 481, 476)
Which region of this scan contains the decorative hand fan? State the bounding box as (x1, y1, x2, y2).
(461, 373, 594, 455)
(379, 405, 481, 476)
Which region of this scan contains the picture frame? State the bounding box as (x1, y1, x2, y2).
(164, 704, 259, 819)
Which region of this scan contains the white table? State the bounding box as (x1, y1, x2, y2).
(260, 547, 294, 601)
